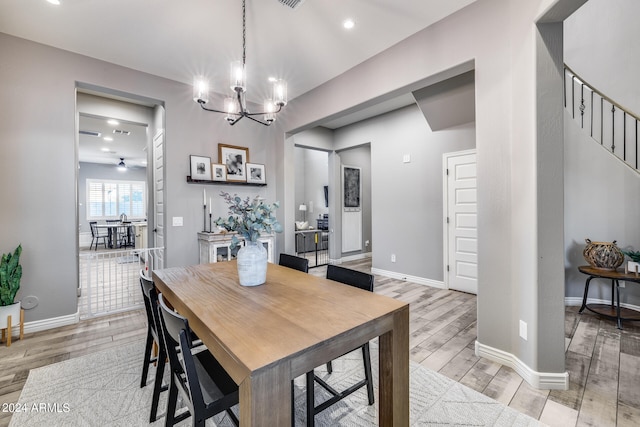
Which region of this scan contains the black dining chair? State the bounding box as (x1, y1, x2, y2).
(138, 270, 168, 422)
(89, 221, 108, 251)
(157, 293, 240, 427)
(305, 264, 375, 426)
(279, 253, 309, 273)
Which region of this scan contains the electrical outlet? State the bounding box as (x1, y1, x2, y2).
(519, 320, 527, 341)
(391, 254, 396, 263)
(172, 217, 183, 227)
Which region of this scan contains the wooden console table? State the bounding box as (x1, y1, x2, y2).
(578, 265, 640, 329)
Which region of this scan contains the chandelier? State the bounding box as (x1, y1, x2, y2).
(192, 0, 287, 126)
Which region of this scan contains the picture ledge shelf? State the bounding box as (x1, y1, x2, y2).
(186, 176, 266, 187)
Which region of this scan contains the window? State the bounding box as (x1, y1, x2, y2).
(87, 179, 146, 220)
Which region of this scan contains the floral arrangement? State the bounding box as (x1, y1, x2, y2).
(215, 192, 282, 249)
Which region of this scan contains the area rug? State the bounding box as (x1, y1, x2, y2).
(9, 340, 543, 426)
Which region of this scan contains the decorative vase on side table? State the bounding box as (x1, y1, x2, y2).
(582, 239, 624, 270)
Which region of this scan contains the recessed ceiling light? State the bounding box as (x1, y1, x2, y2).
(343, 19, 355, 30)
(101, 147, 110, 152)
(107, 119, 119, 126)
(47, 0, 61, 5)
(268, 77, 277, 83)
(103, 136, 113, 142)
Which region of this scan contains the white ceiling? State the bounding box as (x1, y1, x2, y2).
(1, 0, 476, 164)
(0, 0, 475, 103)
(78, 115, 148, 168)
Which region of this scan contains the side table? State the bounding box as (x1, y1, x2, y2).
(578, 265, 640, 329)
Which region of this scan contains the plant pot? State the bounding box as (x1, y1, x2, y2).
(627, 261, 640, 274)
(583, 239, 625, 270)
(236, 240, 268, 286)
(0, 302, 21, 329)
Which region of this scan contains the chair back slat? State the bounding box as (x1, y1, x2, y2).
(140, 270, 154, 297)
(158, 293, 190, 348)
(326, 264, 374, 292)
(279, 253, 309, 273)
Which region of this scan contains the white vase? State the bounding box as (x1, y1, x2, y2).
(236, 240, 268, 286)
(0, 302, 21, 329)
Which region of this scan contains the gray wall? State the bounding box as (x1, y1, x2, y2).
(334, 105, 475, 280)
(564, 111, 640, 302)
(563, 0, 640, 304)
(293, 147, 329, 224)
(0, 32, 280, 323)
(78, 162, 147, 233)
(336, 144, 372, 257)
(276, 0, 579, 376)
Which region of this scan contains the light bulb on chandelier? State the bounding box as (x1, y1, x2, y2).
(192, 0, 287, 126)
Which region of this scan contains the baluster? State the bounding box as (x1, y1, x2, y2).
(590, 90, 594, 137)
(563, 69, 567, 108)
(600, 97, 604, 145)
(611, 104, 616, 153)
(623, 112, 626, 161)
(572, 75, 576, 119)
(580, 84, 585, 128)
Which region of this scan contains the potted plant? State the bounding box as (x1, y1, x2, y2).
(0, 244, 22, 331)
(622, 249, 640, 274)
(215, 192, 282, 286)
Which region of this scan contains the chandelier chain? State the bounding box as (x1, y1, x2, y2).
(242, 0, 246, 67)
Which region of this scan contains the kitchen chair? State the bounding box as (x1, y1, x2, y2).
(278, 253, 309, 273)
(157, 293, 239, 427)
(139, 270, 168, 422)
(89, 221, 108, 250)
(118, 224, 135, 248)
(305, 264, 375, 426)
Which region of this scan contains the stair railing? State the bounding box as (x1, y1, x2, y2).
(564, 65, 640, 174)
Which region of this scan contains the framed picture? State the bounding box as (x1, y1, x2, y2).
(211, 163, 227, 182)
(246, 163, 266, 184)
(218, 144, 248, 182)
(190, 155, 211, 180)
(342, 165, 361, 210)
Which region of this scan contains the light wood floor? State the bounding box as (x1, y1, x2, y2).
(1, 258, 639, 426)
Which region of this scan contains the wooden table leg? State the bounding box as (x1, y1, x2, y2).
(378, 306, 409, 427)
(239, 363, 291, 426)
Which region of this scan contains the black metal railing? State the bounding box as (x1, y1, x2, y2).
(564, 66, 640, 172)
(295, 230, 329, 268)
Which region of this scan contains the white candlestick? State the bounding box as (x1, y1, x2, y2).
(203, 188, 206, 206)
(209, 198, 212, 214)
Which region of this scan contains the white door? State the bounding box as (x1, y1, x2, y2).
(444, 150, 477, 294)
(153, 130, 165, 268)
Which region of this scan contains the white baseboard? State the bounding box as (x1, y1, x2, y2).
(475, 340, 569, 390)
(565, 296, 640, 312)
(23, 311, 79, 334)
(370, 268, 445, 288)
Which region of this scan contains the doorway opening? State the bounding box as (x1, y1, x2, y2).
(76, 89, 165, 319)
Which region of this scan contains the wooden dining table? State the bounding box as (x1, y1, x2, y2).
(152, 260, 409, 426)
